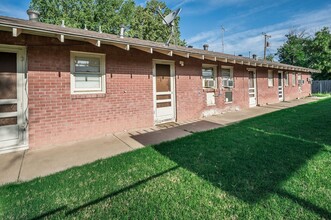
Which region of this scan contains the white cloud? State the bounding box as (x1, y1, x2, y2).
(188, 5, 331, 58)
(173, 0, 195, 9)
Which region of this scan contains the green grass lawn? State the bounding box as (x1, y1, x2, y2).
(1, 99, 331, 219)
(313, 93, 331, 97)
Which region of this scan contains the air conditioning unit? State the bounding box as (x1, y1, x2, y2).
(298, 79, 305, 85)
(222, 79, 234, 88)
(204, 79, 215, 88)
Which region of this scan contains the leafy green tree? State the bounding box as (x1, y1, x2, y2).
(266, 53, 275, 62)
(29, 0, 185, 45)
(307, 27, 331, 79)
(277, 28, 331, 79)
(277, 30, 310, 67)
(128, 0, 184, 45)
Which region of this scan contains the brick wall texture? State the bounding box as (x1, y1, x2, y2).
(0, 32, 312, 149)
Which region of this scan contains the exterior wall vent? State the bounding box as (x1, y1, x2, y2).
(27, 9, 40, 22)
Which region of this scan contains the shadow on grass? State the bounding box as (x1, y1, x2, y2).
(275, 189, 331, 219)
(154, 127, 322, 203)
(14, 99, 331, 219)
(151, 99, 331, 217)
(28, 206, 67, 220)
(65, 166, 179, 216)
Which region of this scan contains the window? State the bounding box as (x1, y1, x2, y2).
(297, 73, 303, 86)
(202, 65, 217, 89)
(221, 66, 234, 103)
(70, 51, 106, 94)
(292, 73, 296, 86)
(268, 70, 274, 87)
(221, 66, 234, 88)
(284, 72, 289, 86)
(225, 91, 233, 103)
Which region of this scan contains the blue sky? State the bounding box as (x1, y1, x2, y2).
(1, 0, 331, 58)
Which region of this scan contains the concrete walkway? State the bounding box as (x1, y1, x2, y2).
(0, 97, 319, 185)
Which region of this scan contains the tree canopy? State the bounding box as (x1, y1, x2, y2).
(29, 0, 185, 46)
(277, 27, 331, 79)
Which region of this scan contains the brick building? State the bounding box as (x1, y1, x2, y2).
(0, 16, 318, 153)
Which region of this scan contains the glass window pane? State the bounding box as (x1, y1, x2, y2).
(278, 73, 282, 86)
(75, 57, 100, 73)
(221, 68, 231, 78)
(157, 102, 171, 108)
(249, 72, 255, 88)
(202, 68, 214, 79)
(156, 64, 171, 92)
(225, 91, 232, 102)
(0, 117, 17, 126)
(75, 74, 101, 89)
(0, 52, 17, 99)
(157, 95, 171, 100)
(0, 104, 17, 113)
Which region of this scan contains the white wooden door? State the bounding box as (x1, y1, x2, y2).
(278, 72, 284, 101)
(153, 61, 176, 124)
(0, 46, 27, 152)
(248, 70, 257, 107)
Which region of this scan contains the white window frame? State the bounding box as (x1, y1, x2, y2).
(292, 73, 296, 86)
(70, 51, 106, 94)
(221, 66, 234, 103)
(221, 65, 234, 87)
(268, 70, 274, 87)
(285, 72, 289, 86)
(202, 64, 218, 89)
(297, 73, 303, 86)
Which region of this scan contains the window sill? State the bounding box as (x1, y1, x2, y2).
(71, 93, 106, 99)
(225, 102, 233, 104)
(203, 88, 217, 92)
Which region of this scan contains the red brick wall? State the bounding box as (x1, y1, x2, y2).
(256, 68, 279, 105)
(283, 72, 311, 101)
(0, 31, 312, 149)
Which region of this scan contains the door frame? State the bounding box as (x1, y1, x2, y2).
(278, 71, 284, 101)
(152, 59, 176, 124)
(0, 44, 28, 154)
(247, 68, 257, 107)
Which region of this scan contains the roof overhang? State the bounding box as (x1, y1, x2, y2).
(0, 16, 321, 74)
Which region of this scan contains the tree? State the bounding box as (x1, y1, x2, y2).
(29, 0, 185, 45)
(277, 28, 331, 79)
(266, 53, 275, 62)
(307, 27, 331, 79)
(277, 30, 310, 67)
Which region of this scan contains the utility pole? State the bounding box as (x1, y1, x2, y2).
(262, 32, 271, 60)
(221, 25, 225, 53)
